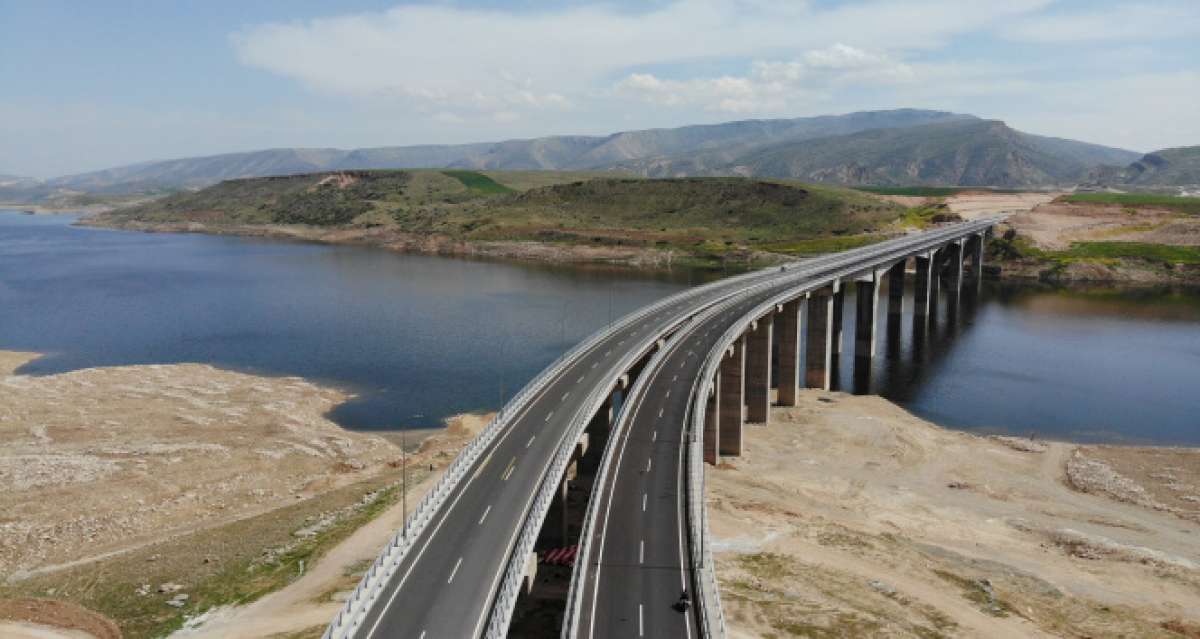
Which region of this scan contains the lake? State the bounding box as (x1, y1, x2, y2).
(3, 211, 1198, 444)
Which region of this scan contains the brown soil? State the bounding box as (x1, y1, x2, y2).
(0, 351, 396, 580)
(710, 391, 1200, 638)
(1006, 201, 1200, 251)
(170, 413, 490, 639)
(0, 350, 482, 638)
(0, 599, 119, 639)
(78, 220, 696, 270)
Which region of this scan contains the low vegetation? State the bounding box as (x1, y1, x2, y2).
(97, 170, 906, 267)
(0, 471, 424, 639)
(854, 186, 1020, 197)
(1060, 192, 1200, 215)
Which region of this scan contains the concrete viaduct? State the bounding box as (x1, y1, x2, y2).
(324, 217, 1002, 639)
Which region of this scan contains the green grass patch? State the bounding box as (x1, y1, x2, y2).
(1061, 192, 1200, 215)
(854, 186, 1025, 197)
(1061, 242, 1200, 265)
(765, 234, 881, 256)
(441, 170, 515, 195)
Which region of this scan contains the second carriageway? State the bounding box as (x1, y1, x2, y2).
(325, 217, 1003, 639)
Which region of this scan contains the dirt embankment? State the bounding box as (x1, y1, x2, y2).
(711, 392, 1200, 638)
(0, 351, 482, 638)
(77, 219, 778, 271)
(994, 198, 1200, 284)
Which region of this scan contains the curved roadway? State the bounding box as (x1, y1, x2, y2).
(344, 218, 1000, 639)
(355, 268, 804, 638)
(574, 217, 1002, 638)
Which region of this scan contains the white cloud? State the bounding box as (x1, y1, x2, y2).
(231, 0, 1049, 119)
(616, 44, 911, 112)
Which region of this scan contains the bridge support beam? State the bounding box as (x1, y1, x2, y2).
(718, 336, 745, 456)
(950, 239, 964, 299)
(854, 273, 880, 364)
(776, 299, 803, 407)
(805, 287, 835, 391)
(887, 261, 905, 327)
(914, 252, 934, 325)
(704, 375, 720, 464)
(745, 313, 773, 423)
(971, 232, 986, 294)
(832, 285, 845, 356)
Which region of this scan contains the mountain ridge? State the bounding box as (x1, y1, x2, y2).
(4, 109, 1149, 196)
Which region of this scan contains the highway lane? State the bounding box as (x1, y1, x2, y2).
(357, 268, 803, 638)
(575, 218, 1003, 638)
(579, 285, 788, 638)
(339, 218, 999, 638)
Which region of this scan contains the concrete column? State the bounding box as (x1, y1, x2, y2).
(718, 336, 745, 456)
(805, 288, 835, 391)
(703, 375, 720, 465)
(951, 239, 964, 297)
(745, 313, 773, 423)
(887, 261, 904, 323)
(914, 253, 934, 323)
(854, 274, 880, 362)
(972, 232, 985, 293)
(929, 249, 942, 325)
(776, 299, 802, 407)
(832, 286, 845, 355)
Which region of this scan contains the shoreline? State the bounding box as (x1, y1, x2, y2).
(75, 215, 1200, 285)
(0, 350, 484, 638)
(75, 217, 781, 272)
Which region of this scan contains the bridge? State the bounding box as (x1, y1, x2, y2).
(324, 217, 1002, 639)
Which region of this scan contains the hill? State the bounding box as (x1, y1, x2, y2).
(1092, 146, 1200, 191)
(652, 119, 1138, 188)
(92, 170, 903, 265)
(21, 110, 1144, 197)
(41, 110, 976, 192)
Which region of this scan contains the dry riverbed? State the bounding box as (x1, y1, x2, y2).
(710, 391, 1200, 638)
(0, 351, 481, 638)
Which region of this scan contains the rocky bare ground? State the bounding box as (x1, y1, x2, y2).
(710, 391, 1200, 638)
(0, 351, 484, 638)
(0, 351, 399, 581)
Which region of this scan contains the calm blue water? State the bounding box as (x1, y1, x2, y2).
(2, 211, 1199, 444)
(0, 211, 715, 430)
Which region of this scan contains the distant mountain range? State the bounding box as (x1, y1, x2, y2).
(8, 108, 1194, 200)
(1088, 146, 1200, 190)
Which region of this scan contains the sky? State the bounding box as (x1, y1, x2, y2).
(2, 0, 1198, 178)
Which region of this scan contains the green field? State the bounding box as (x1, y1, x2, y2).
(1062, 242, 1200, 265)
(853, 186, 1024, 197)
(441, 170, 514, 194)
(1060, 192, 1200, 215)
(99, 171, 906, 266)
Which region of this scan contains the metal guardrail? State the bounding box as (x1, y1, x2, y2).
(324, 261, 783, 639)
(682, 216, 1004, 638)
(556, 217, 1003, 639)
(325, 218, 1002, 639)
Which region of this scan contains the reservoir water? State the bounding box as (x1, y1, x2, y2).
(3, 211, 1199, 444)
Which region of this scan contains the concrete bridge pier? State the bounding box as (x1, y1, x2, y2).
(805, 286, 836, 391)
(854, 270, 881, 366)
(776, 299, 803, 407)
(718, 335, 746, 456)
(914, 252, 934, 329)
(745, 312, 773, 423)
(971, 232, 986, 294)
(853, 272, 881, 392)
(703, 375, 720, 464)
(832, 285, 845, 356)
(886, 261, 905, 328)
